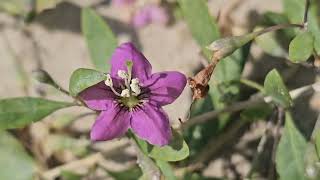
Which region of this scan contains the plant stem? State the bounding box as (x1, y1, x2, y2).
(240, 78, 265, 92)
(304, 0, 311, 28)
(253, 23, 304, 37)
(129, 137, 161, 180)
(182, 82, 320, 130)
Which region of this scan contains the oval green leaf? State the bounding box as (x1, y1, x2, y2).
(264, 69, 293, 108)
(69, 68, 106, 96)
(0, 131, 36, 180)
(178, 0, 219, 58)
(289, 31, 314, 63)
(148, 130, 189, 162)
(276, 112, 307, 180)
(0, 97, 73, 130)
(134, 130, 189, 162)
(81, 8, 117, 71)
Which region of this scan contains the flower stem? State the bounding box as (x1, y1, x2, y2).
(127, 132, 161, 180)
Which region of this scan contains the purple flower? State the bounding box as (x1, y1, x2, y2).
(132, 5, 169, 28)
(80, 42, 186, 146)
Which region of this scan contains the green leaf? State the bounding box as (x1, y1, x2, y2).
(155, 160, 177, 180)
(276, 112, 307, 180)
(0, 131, 36, 180)
(315, 130, 320, 159)
(254, 27, 287, 58)
(264, 69, 293, 108)
(178, 0, 219, 57)
(81, 8, 118, 71)
(289, 31, 314, 63)
(0, 0, 29, 16)
(69, 68, 106, 96)
(308, 2, 320, 56)
(135, 130, 189, 162)
(283, 0, 320, 56)
(283, 0, 305, 24)
(36, 0, 62, 13)
(105, 166, 142, 180)
(0, 97, 73, 130)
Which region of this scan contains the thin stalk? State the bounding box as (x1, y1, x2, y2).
(304, 0, 311, 28)
(253, 24, 304, 37)
(240, 78, 265, 92)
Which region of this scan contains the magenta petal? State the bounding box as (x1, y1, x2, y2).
(143, 71, 187, 106)
(110, 43, 152, 81)
(90, 105, 130, 141)
(79, 82, 116, 110)
(131, 103, 171, 146)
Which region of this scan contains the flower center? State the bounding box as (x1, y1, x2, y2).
(119, 95, 140, 109)
(104, 61, 143, 110)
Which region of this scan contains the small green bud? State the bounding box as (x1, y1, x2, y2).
(207, 33, 256, 60)
(32, 69, 55, 85)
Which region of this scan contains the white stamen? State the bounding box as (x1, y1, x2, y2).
(104, 74, 113, 87)
(130, 83, 141, 95)
(121, 89, 130, 97)
(131, 78, 140, 84)
(118, 70, 129, 79)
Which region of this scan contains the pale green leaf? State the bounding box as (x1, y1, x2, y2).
(69, 68, 106, 96)
(254, 27, 287, 58)
(0, 97, 73, 130)
(135, 130, 189, 162)
(276, 112, 307, 180)
(81, 8, 118, 71)
(178, 0, 219, 57)
(264, 69, 293, 108)
(283, 0, 305, 24)
(0, 131, 36, 180)
(0, 0, 29, 16)
(36, 0, 62, 13)
(289, 31, 314, 63)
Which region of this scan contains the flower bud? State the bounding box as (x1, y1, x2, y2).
(207, 33, 256, 60)
(32, 69, 55, 85)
